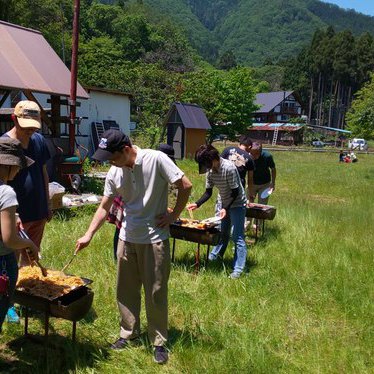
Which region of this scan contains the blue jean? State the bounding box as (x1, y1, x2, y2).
(209, 206, 247, 273)
(0, 253, 18, 332)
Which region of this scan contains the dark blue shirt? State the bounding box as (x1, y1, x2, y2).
(253, 150, 275, 185)
(3, 133, 50, 222)
(221, 146, 255, 188)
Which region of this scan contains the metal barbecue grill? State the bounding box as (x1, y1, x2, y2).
(170, 221, 221, 271)
(13, 276, 94, 342)
(246, 203, 277, 238)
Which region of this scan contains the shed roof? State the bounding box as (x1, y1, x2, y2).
(307, 124, 352, 134)
(169, 102, 211, 130)
(0, 21, 88, 99)
(255, 91, 294, 113)
(249, 122, 304, 132)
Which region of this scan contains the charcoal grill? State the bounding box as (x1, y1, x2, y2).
(170, 222, 221, 271)
(246, 203, 277, 238)
(13, 276, 93, 342)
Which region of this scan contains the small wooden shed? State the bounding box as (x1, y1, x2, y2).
(165, 102, 211, 159)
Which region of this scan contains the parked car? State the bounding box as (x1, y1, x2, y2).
(348, 138, 368, 151)
(312, 140, 325, 147)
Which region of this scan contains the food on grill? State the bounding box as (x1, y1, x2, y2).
(17, 266, 85, 299)
(178, 218, 209, 230)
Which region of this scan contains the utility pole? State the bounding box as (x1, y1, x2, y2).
(69, 0, 80, 155)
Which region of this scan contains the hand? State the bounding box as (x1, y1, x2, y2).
(16, 216, 24, 231)
(25, 242, 39, 263)
(270, 183, 275, 192)
(156, 211, 175, 228)
(75, 233, 92, 253)
(186, 203, 198, 211)
(219, 208, 226, 219)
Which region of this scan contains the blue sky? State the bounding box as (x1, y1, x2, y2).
(322, 1, 374, 16)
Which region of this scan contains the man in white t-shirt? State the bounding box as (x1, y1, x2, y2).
(75, 130, 192, 364)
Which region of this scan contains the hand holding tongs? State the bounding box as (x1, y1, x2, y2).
(19, 229, 48, 277)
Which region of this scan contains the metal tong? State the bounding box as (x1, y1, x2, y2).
(19, 229, 48, 277)
(61, 251, 78, 273)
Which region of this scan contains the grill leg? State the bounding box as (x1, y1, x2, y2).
(44, 311, 49, 340)
(262, 220, 265, 236)
(24, 307, 29, 336)
(72, 321, 77, 342)
(194, 244, 200, 273)
(206, 245, 210, 266)
(172, 238, 176, 262)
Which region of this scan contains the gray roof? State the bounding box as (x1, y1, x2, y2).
(0, 21, 88, 98)
(172, 102, 211, 129)
(255, 91, 294, 113)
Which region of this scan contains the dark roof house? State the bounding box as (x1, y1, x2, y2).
(165, 102, 211, 159)
(255, 91, 303, 123)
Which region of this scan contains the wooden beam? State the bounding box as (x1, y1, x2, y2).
(0, 90, 10, 108)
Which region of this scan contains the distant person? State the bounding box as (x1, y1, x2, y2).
(220, 134, 255, 200)
(0, 139, 39, 331)
(187, 144, 247, 279)
(339, 150, 345, 162)
(248, 142, 276, 205)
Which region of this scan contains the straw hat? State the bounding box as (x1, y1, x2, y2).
(0, 138, 34, 169)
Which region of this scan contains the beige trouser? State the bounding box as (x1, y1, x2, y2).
(116, 239, 170, 346)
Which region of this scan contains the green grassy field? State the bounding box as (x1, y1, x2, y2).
(1, 151, 373, 373)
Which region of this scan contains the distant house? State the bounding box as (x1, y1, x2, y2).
(165, 102, 211, 159)
(248, 123, 304, 146)
(254, 91, 303, 123)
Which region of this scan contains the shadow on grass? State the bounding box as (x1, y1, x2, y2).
(172, 250, 257, 276)
(1, 334, 109, 374)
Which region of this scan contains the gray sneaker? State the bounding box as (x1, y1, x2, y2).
(229, 272, 241, 279)
(154, 346, 168, 364)
(208, 252, 217, 261)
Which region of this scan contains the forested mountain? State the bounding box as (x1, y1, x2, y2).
(125, 0, 374, 66)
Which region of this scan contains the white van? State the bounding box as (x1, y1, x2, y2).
(348, 138, 368, 151)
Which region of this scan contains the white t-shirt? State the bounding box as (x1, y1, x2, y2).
(0, 184, 18, 256)
(104, 147, 184, 244)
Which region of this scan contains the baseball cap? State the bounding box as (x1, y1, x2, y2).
(158, 143, 176, 163)
(92, 129, 131, 162)
(0, 138, 34, 169)
(13, 101, 41, 129)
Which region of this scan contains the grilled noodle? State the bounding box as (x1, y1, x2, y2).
(178, 218, 208, 230)
(17, 266, 85, 299)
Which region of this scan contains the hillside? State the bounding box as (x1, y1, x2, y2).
(131, 0, 374, 66)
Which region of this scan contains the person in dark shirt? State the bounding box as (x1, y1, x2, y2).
(221, 134, 255, 201)
(3, 101, 51, 263)
(248, 142, 276, 205)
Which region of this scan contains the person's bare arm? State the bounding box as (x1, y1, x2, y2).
(75, 195, 114, 252)
(247, 170, 255, 202)
(1, 206, 39, 260)
(271, 168, 276, 191)
(157, 175, 192, 228)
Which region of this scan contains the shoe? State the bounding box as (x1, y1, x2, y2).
(208, 252, 217, 261)
(229, 272, 241, 279)
(110, 337, 129, 350)
(6, 306, 20, 323)
(153, 346, 168, 364)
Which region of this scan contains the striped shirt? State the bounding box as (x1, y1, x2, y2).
(206, 158, 246, 208)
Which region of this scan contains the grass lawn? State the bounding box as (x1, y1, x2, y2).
(1, 151, 373, 373)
